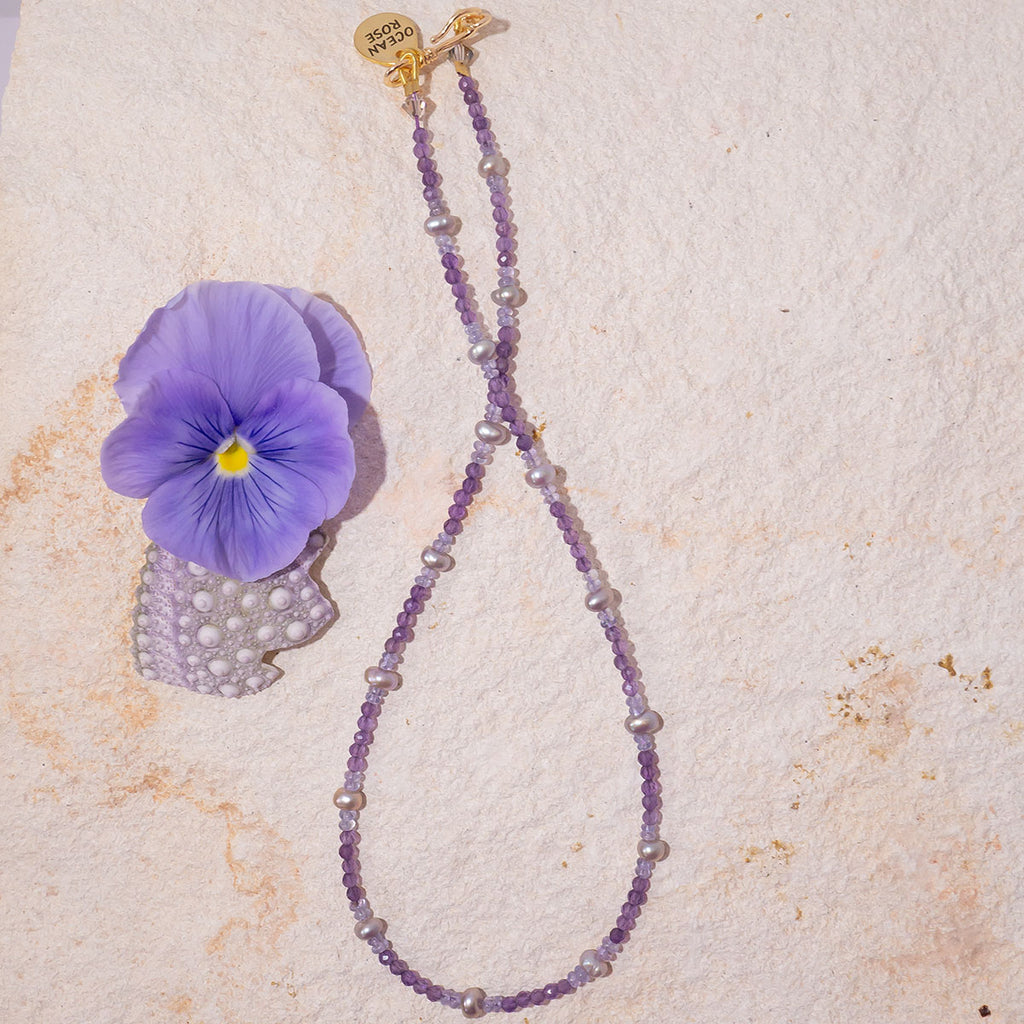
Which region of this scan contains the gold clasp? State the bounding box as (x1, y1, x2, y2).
(355, 9, 492, 95)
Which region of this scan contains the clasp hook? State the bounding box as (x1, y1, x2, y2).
(383, 8, 491, 93)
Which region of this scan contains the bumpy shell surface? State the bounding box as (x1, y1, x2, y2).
(130, 531, 335, 697)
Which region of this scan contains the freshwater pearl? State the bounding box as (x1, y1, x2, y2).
(420, 547, 454, 572)
(333, 789, 366, 811)
(525, 463, 555, 488)
(354, 916, 387, 941)
(579, 949, 611, 979)
(365, 666, 401, 690)
(478, 153, 508, 177)
(638, 839, 670, 862)
(625, 710, 664, 735)
(425, 213, 457, 235)
(474, 420, 509, 444)
(584, 587, 613, 612)
(468, 340, 496, 364)
(491, 284, 521, 307)
(460, 987, 487, 1018)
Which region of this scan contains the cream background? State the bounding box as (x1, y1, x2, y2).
(2, 2, 1023, 1022)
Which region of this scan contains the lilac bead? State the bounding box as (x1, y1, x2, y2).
(426, 985, 443, 1002)
(490, 192, 506, 207)
(452, 282, 468, 298)
(404, 598, 424, 614)
(477, 130, 495, 145)
(383, 638, 404, 654)
(495, 220, 512, 237)
(642, 808, 662, 825)
(621, 665, 639, 683)
(421, 171, 439, 186)
(516, 991, 531, 1008)
(443, 518, 463, 536)
(378, 949, 397, 965)
(638, 750, 657, 766)
(440, 251, 459, 268)
(462, 88, 480, 105)
(501, 996, 518, 1012)
(530, 989, 545, 1005)
(468, 102, 484, 116)
(413, 977, 430, 995)
(473, 116, 490, 130)
(465, 463, 485, 480)
(498, 251, 516, 267)
(423, 186, 441, 203)
(458, 75, 475, 92)
(575, 556, 592, 572)
(460, 310, 476, 325)
(447, 504, 468, 521)
(444, 268, 462, 284)
(496, 236, 515, 251)
(543, 983, 560, 1000)
(492, 206, 509, 222)
(517, 435, 533, 451)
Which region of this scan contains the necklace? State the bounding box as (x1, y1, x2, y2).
(342, 11, 667, 1016)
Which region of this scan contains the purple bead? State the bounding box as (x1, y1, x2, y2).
(452, 282, 468, 298)
(453, 489, 472, 506)
(575, 556, 592, 572)
(638, 750, 658, 766)
(348, 742, 367, 756)
(455, 298, 471, 313)
(468, 102, 484, 116)
(354, 730, 373, 745)
(465, 463, 485, 479)
(458, 76, 475, 92)
(421, 171, 439, 186)
(388, 959, 406, 976)
(492, 206, 509, 222)
(462, 88, 480, 105)
(383, 637, 405, 654)
(444, 268, 462, 284)
(423, 186, 441, 202)
(642, 808, 662, 825)
(641, 780, 659, 796)
(410, 584, 430, 601)
(461, 477, 481, 495)
(562, 529, 580, 545)
(614, 655, 630, 671)
(401, 970, 418, 986)
(441, 252, 459, 268)
(341, 871, 359, 887)
(346, 885, 363, 902)
(549, 502, 566, 517)
(473, 116, 490, 130)
(404, 598, 424, 614)
(496, 236, 515, 251)
(361, 702, 380, 717)
(396, 611, 415, 627)
(515, 991, 531, 1008)
(621, 666, 639, 683)
(640, 767, 659, 784)
(413, 142, 431, 159)
(477, 129, 495, 145)
(443, 518, 463, 536)
(633, 876, 652, 893)
(378, 949, 397, 965)
(501, 996, 518, 1012)
(347, 756, 367, 772)
(530, 989, 545, 1006)
(557, 979, 572, 995)
(412, 126, 428, 142)
(611, 639, 629, 655)
(413, 977, 430, 995)
(495, 221, 513, 237)
(556, 515, 573, 530)
(569, 542, 586, 558)
(542, 983, 560, 1000)
(628, 889, 648, 906)
(427, 985, 443, 1002)
(508, 419, 525, 436)
(498, 327, 517, 343)
(447, 504, 468, 521)
(517, 435, 533, 451)
(609, 928, 627, 944)
(460, 310, 476, 325)
(642, 794, 661, 811)
(490, 192, 506, 207)
(498, 251, 516, 267)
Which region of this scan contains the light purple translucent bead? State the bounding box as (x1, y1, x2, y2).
(568, 966, 590, 987)
(640, 823, 660, 841)
(598, 939, 623, 960)
(368, 934, 389, 953)
(339, 811, 358, 831)
(380, 653, 399, 670)
(626, 696, 646, 715)
(483, 996, 503, 1012)
(440, 990, 461, 1009)
(636, 859, 654, 878)
(365, 688, 385, 703)
(344, 771, 365, 789)
(635, 734, 654, 750)
(353, 901, 372, 921)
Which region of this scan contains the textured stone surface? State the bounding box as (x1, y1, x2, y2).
(1, 2, 1023, 1022)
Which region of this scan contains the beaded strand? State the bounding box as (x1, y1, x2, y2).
(334, 73, 667, 1018)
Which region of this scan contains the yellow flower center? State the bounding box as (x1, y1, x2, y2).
(216, 438, 250, 474)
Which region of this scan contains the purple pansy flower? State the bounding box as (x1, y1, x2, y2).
(101, 281, 371, 582)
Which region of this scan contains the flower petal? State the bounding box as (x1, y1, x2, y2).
(266, 286, 372, 425)
(240, 376, 356, 518)
(142, 459, 330, 582)
(115, 281, 321, 419)
(101, 369, 234, 498)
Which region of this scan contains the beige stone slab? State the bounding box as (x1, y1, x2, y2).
(2, 2, 1023, 1022)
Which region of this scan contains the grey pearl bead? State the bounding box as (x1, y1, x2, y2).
(625, 709, 664, 735)
(474, 420, 509, 445)
(420, 547, 454, 572)
(525, 463, 555, 488)
(460, 987, 487, 1018)
(468, 340, 496, 365)
(579, 949, 611, 979)
(478, 153, 508, 177)
(638, 838, 670, 862)
(365, 666, 401, 690)
(354, 916, 387, 941)
(584, 587, 614, 612)
(333, 788, 366, 811)
(425, 213, 457, 236)
(491, 284, 521, 307)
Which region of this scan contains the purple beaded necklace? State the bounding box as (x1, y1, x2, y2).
(346, 11, 667, 1016)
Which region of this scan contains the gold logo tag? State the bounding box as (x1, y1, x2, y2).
(353, 13, 422, 66)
